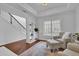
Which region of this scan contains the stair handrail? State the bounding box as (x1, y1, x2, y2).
(9, 13, 26, 30)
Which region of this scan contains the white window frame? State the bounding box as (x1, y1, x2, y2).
(44, 20, 61, 36)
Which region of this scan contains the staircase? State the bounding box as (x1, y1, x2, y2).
(1, 10, 26, 34)
(0, 10, 26, 45)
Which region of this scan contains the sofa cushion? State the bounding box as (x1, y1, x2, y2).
(75, 40, 79, 44)
(67, 43, 79, 53)
(62, 32, 71, 39)
(59, 32, 64, 38)
(63, 49, 79, 56)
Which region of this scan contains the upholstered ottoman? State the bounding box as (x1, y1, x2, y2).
(46, 39, 63, 52)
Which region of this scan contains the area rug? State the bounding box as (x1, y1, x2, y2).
(20, 41, 63, 56)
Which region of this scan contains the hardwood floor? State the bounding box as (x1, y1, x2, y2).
(3, 39, 64, 56)
(4, 39, 40, 55)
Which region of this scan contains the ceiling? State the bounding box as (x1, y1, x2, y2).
(28, 3, 67, 12)
(2, 3, 79, 17)
(20, 3, 79, 17)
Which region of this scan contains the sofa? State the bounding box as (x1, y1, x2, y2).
(63, 42, 79, 56)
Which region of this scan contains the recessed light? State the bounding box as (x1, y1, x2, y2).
(42, 3, 48, 6)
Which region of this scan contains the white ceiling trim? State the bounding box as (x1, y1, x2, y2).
(18, 3, 37, 16)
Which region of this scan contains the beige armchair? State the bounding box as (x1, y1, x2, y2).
(46, 32, 72, 52)
(56, 32, 72, 49)
(47, 32, 72, 51)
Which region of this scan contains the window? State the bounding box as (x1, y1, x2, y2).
(44, 20, 61, 36)
(44, 21, 51, 36)
(52, 20, 61, 36)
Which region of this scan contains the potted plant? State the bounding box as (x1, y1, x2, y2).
(75, 33, 79, 41)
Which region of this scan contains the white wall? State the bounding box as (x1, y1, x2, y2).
(0, 16, 26, 45)
(36, 10, 75, 39)
(76, 6, 79, 32)
(0, 9, 37, 45)
(1, 10, 26, 35)
(0, 7, 37, 44)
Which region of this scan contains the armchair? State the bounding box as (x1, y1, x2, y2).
(46, 32, 72, 53)
(55, 32, 72, 49)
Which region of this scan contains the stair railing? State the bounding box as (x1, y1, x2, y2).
(8, 13, 26, 30)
